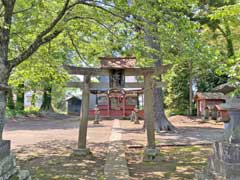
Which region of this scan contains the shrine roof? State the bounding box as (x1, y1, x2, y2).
(99, 57, 136, 69)
(65, 96, 82, 101)
(212, 83, 236, 94)
(194, 92, 226, 100)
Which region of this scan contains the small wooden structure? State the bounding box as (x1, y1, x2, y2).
(213, 104, 230, 122)
(194, 92, 226, 117)
(66, 96, 82, 115)
(65, 57, 171, 158)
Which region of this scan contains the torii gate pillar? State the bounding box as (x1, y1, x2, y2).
(143, 73, 160, 161)
(74, 75, 91, 156)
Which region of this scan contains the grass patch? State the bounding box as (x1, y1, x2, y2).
(127, 145, 212, 179)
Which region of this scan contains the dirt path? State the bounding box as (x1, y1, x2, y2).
(4, 115, 224, 149)
(4, 116, 113, 149)
(2, 115, 224, 179)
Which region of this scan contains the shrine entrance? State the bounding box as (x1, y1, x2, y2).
(65, 57, 171, 159)
(108, 89, 124, 116)
(91, 88, 143, 118)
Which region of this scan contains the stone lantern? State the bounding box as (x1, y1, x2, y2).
(221, 99, 240, 143)
(197, 97, 240, 179)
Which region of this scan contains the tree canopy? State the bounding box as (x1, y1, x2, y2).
(0, 0, 239, 132)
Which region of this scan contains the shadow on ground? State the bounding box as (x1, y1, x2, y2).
(14, 140, 109, 180)
(126, 145, 212, 180)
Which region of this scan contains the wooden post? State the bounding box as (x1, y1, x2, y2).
(143, 73, 159, 161)
(75, 75, 91, 156)
(123, 94, 126, 117)
(144, 73, 155, 149)
(107, 95, 110, 117)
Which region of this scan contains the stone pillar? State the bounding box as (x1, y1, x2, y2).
(134, 106, 140, 124)
(203, 107, 209, 120)
(93, 106, 100, 124)
(143, 73, 159, 161)
(197, 100, 240, 179)
(130, 111, 135, 122)
(75, 75, 91, 156)
(227, 110, 240, 143)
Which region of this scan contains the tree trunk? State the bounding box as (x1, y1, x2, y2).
(31, 90, 37, 107)
(0, 90, 7, 140)
(154, 77, 176, 132)
(144, 24, 176, 132)
(40, 85, 54, 112)
(225, 22, 234, 58)
(7, 89, 15, 110)
(16, 84, 24, 111)
(189, 60, 193, 116)
(0, 65, 10, 140)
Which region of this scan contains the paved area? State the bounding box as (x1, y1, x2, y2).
(104, 119, 130, 180)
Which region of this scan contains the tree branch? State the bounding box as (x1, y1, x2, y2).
(8, 0, 71, 69)
(79, 1, 142, 30)
(9, 30, 62, 70)
(35, 0, 70, 42)
(216, 24, 227, 37)
(66, 16, 118, 38)
(13, 1, 36, 14)
(68, 33, 89, 67)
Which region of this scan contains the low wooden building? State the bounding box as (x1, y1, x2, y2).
(213, 104, 230, 122)
(66, 96, 82, 115)
(194, 92, 226, 117)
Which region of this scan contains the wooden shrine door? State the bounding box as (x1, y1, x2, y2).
(109, 92, 124, 117)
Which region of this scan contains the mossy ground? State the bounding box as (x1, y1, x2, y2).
(14, 140, 107, 180)
(126, 145, 212, 179)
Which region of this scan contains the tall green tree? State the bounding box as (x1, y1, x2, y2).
(0, 0, 133, 140)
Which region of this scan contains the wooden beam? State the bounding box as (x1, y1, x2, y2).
(64, 65, 109, 76)
(66, 81, 166, 89)
(66, 82, 109, 88)
(0, 84, 11, 91)
(124, 82, 144, 88)
(64, 64, 172, 76)
(124, 64, 172, 76)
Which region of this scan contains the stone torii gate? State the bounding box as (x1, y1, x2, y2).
(65, 57, 171, 159)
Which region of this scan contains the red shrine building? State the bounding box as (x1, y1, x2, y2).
(88, 57, 144, 119)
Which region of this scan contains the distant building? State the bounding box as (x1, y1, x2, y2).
(24, 91, 42, 109)
(194, 92, 226, 117)
(212, 83, 236, 94)
(66, 96, 82, 115)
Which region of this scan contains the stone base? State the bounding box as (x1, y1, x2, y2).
(143, 148, 161, 162)
(213, 141, 240, 163)
(0, 140, 10, 161)
(196, 141, 240, 180)
(134, 120, 140, 124)
(72, 148, 91, 156)
(0, 153, 31, 180)
(93, 120, 99, 124)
